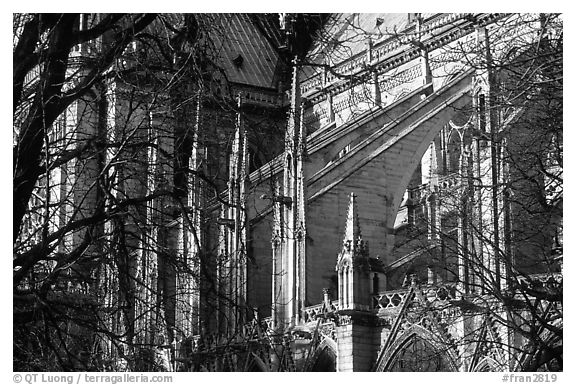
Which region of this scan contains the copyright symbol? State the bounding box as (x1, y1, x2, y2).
(13, 374, 22, 383)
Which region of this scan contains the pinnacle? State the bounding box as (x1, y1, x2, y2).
(343, 192, 362, 247)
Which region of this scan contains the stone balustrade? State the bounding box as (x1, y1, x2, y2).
(516, 272, 563, 291)
(302, 300, 339, 323)
(372, 288, 410, 311)
(300, 13, 474, 98)
(238, 89, 284, 108)
(438, 172, 461, 190)
(408, 184, 427, 203)
(185, 272, 558, 356)
(422, 282, 459, 303)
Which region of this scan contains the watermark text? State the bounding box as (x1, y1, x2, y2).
(14, 373, 173, 385)
(502, 374, 558, 383)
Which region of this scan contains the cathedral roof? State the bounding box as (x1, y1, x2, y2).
(209, 14, 282, 90)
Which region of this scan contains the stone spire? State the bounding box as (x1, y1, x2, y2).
(345, 193, 360, 244)
(339, 193, 368, 262)
(272, 61, 307, 329)
(336, 193, 371, 311)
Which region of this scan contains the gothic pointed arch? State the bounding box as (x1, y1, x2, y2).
(468, 314, 508, 372)
(446, 127, 463, 174)
(376, 325, 459, 372)
(306, 337, 337, 372)
(473, 357, 501, 372)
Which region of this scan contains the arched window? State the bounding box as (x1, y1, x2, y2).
(478, 93, 487, 133)
(248, 146, 266, 173)
(310, 346, 337, 372)
(446, 131, 462, 174)
(473, 357, 500, 372)
(386, 335, 454, 371)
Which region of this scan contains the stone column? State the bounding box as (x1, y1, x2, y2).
(336, 314, 381, 371)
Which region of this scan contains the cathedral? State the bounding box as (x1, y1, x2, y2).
(13, 13, 562, 372)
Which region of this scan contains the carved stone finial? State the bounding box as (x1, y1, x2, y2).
(323, 288, 331, 305)
(336, 193, 370, 272)
(343, 192, 361, 248)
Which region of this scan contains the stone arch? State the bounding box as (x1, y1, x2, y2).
(302, 71, 473, 305)
(375, 325, 459, 372)
(248, 143, 268, 173)
(446, 126, 463, 174)
(306, 337, 337, 372)
(387, 78, 473, 237)
(472, 356, 502, 372)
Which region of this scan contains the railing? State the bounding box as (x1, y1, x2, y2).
(517, 272, 563, 290)
(422, 282, 459, 302)
(186, 271, 559, 355)
(237, 88, 285, 108)
(302, 303, 324, 322)
(300, 13, 474, 97)
(372, 288, 410, 311)
(407, 184, 427, 203)
(438, 172, 461, 190)
(187, 314, 275, 353)
(302, 300, 339, 323)
(372, 282, 459, 311)
(300, 75, 323, 95)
